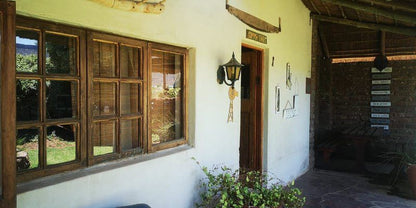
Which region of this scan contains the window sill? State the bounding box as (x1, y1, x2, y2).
(17, 144, 193, 194)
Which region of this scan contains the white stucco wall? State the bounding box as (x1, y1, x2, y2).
(16, 0, 312, 207)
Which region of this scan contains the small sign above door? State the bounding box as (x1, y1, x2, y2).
(246, 30, 267, 44)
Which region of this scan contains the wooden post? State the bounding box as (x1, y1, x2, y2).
(1, 1, 16, 208)
(318, 25, 331, 60)
(311, 14, 416, 36)
(380, 31, 385, 56)
(321, 0, 416, 25)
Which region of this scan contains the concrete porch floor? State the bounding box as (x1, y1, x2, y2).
(295, 169, 416, 208)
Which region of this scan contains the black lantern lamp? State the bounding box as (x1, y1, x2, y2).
(217, 52, 244, 88)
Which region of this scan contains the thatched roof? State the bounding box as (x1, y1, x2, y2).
(301, 0, 416, 59)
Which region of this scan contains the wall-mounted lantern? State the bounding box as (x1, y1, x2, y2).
(217, 52, 244, 88)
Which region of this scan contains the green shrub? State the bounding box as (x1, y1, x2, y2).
(195, 160, 305, 208)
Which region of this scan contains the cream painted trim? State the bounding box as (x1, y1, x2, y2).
(89, 0, 166, 14)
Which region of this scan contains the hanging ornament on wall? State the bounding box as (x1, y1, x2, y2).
(374, 55, 388, 71)
(90, 0, 166, 14)
(227, 87, 238, 123)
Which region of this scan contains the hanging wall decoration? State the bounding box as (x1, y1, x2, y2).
(226, 0, 281, 33)
(227, 87, 239, 123)
(90, 0, 166, 14)
(275, 86, 280, 113)
(286, 63, 292, 90)
(370, 67, 392, 131)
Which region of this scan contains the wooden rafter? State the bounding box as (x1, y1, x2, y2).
(309, 0, 321, 15)
(355, 10, 362, 22)
(322, 1, 332, 16)
(358, 0, 416, 14)
(321, 0, 416, 24)
(311, 14, 416, 36)
(338, 5, 347, 18)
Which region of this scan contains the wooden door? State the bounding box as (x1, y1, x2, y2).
(240, 46, 263, 172)
(0, 1, 16, 208)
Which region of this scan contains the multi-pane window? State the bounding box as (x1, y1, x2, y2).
(88, 33, 146, 161)
(15, 22, 85, 179)
(15, 18, 188, 182)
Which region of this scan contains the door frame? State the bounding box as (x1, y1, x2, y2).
(241, 43, 264, 171)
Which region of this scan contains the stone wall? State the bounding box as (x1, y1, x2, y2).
(319, 59, 416, 144)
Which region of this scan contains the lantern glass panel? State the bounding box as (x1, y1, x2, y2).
(235, 66, 241, 81)
(226, 66, 236, 81)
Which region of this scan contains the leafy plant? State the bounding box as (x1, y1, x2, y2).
(379, 140, 416, 185)
(195, 160, 305, 208)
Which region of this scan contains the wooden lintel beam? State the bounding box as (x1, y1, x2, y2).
(359, 0, 416, 14)
(321, 0, 416, 24)
(311, 14, 416, 36)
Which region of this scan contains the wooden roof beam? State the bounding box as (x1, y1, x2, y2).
(358, 0, 416, 14)
(322, 2, 332, 16)
(321, 0, 416, 24)
(338, 5, 347, 18)
(311, 13, 416, 36)
(308, 0, 321, 15)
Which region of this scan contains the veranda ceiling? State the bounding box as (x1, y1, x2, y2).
(301, 0, 416, 59)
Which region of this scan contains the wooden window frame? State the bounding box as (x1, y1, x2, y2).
(148, 43, 188, 153)
(15, 17, 87, 182)
(13, 17, 189, 183)
(1, 1, 16, 207)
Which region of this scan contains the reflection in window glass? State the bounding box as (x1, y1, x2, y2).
(93, 41, 116, 77)
(120, 119, 140, 151)
(16, 128, 40, 171)
(120, 46, 140, 78)
(17, 79, 39, 121)
(151, 50, 184, 145)
(45, 33, 77, 75)
(93, 82, 116, 117)
(16, 29, 39, 73)
(46, 125, 76, 165)
(93, 121, 116, 156)
(46, 80, 78, 119)
(121, 83, 140, 115)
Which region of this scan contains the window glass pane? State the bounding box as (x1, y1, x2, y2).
(93, 82, 116, 117)
(17, 79, 39, 121)
(93, 121, 116, 156)
(45, 33, 77, 75)
(93, 41, 116, 77)
(120, 119, 140, 151)
(151, 50, 184, 145)
(121, 83, 140, 115)
(16, 29, 39, 73)
(120, 46, 140, 78)
(46, 80, 78, 119)
(46, 125, 76, 165)
(16, 128, 39, 171)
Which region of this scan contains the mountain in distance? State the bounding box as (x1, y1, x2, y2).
(17, 43, 37, 55)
